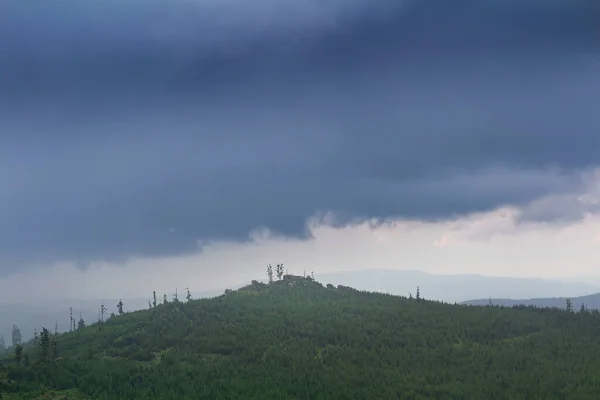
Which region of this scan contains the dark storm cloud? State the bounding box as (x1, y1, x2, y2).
(0, 0, 599, 274)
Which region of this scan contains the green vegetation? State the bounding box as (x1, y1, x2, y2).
(2, 274, 600, 399)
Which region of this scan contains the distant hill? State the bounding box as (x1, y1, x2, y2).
(2, 275, 600, 399)
(316, 269, 600, 303)
(463, 292, 600, 310)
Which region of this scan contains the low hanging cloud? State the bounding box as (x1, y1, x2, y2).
(0, 0, 599, 275)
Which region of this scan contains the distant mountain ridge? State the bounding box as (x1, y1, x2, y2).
(462, 292, 600, 311)
(315, 269, 600, 304)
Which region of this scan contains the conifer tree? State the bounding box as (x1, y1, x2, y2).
(267, 264, 273, 283)
(153, 291, 157, 308)
(69, 307, 74, 332)
(100, 302, 107, 323)
(51, 337, 58, 359)
(117, 299, 124, 315)
(566, 298, 573, 313)
(14, 344, 22, 364)
(11, 325, 22, 347)
(163, 293, 168, 304)
(186, 287, 192, 302)
(416, 286, 421, 302)
(77, 313, 85, 330)
(40, 327, 50, 361)
(0, 335, 5, 349)
(97, 309, 102, 330)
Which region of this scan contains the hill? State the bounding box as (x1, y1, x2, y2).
(463, 292, 600, 311)
(2, 275, 600, 399)
(3, 269, 596, 346)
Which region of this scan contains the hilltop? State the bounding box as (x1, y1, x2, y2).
(2, 275, 600, 399)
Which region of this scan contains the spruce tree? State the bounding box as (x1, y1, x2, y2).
(51, 338, 58, 359)
(100, 302, 107, 323)
(11, 325, 22, 347)
(14, 344, 22, 364)
(77, 313, 85, 330)
(40, 327, 50, 362)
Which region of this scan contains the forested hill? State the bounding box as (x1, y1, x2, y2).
(3, 275, 600, 399)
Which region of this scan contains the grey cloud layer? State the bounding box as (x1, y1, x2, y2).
(0, 0, 599, 274)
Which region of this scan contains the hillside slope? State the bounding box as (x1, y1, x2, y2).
(2, 275, 600, 399)
(463, 292, 600, 310)
(0, 288, 229, 345)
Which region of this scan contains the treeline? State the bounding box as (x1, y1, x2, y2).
(0, 287, 199, 352)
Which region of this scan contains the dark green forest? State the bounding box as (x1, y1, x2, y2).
(2, 273, 600, 399)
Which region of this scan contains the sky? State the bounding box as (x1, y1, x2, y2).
(1, 0, 599, 301)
